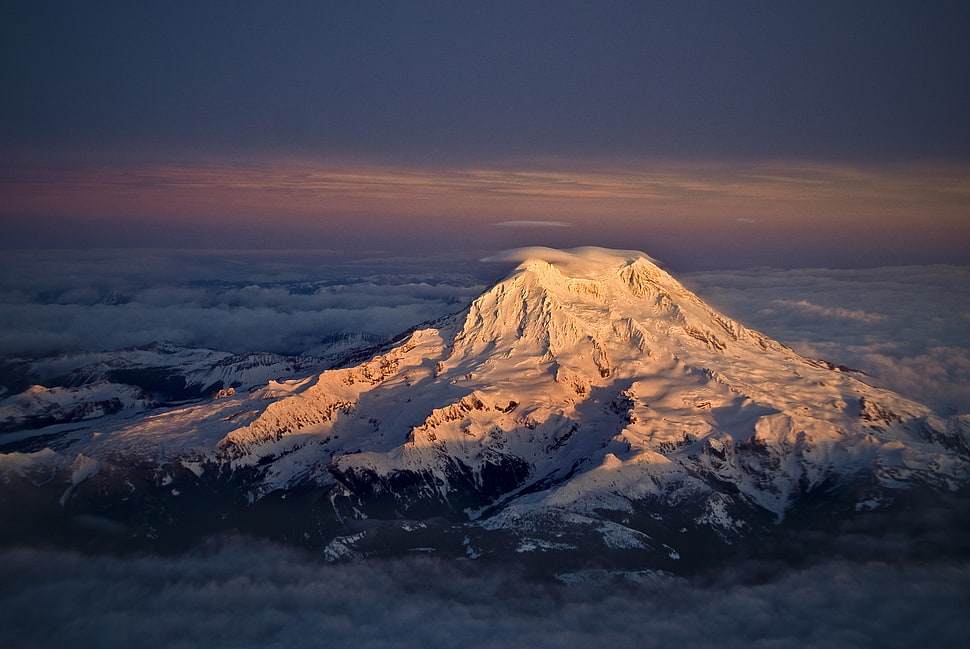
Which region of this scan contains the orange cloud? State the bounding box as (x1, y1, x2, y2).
(2, 158, 967, 240)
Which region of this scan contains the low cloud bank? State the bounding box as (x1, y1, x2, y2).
(683, 265, 970, 414)
(0, 251, 490, 357)
(1, 538, 967, 649)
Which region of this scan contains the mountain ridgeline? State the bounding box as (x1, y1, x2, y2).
(1, 248, 968, 573)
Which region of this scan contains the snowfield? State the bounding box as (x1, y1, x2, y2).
(1, 247, 967, 571)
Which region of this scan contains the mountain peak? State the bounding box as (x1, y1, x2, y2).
(4, 247, 967, 572)
(460, 246, 759, 369)
(490, 246, 694, 304)
(487, 246, 663, 282)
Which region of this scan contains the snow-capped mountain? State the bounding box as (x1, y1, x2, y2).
(0, 335, 387, 436)
(1, 248, 967, 570)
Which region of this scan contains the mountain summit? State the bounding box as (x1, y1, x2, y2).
(2, 248, 968, 570)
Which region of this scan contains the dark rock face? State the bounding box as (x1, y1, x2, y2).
(1, 430, 968, 576)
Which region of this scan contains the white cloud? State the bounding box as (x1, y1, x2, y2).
(772, 299, 887, 323)
(682, 265, 970, 414)
(482, 246, 659, 266)
(494, 220, 572, 228)
(1, 539, 967, 649)
(0, 251, 487, 357)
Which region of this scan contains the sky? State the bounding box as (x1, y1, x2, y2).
(2, 1, 969, 268)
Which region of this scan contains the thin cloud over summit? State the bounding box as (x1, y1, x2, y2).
(495, 220, 572, 228)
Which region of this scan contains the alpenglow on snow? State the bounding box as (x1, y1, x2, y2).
(1, 247, 967, 570)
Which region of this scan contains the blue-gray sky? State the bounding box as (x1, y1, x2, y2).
(1, 1, 968, 267)
(4, 0, 970, 161)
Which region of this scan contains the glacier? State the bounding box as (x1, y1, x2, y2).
(1, 247, 967, 572)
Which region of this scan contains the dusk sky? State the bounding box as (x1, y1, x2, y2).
(4, 6, 970, 644)
(2, 1, 969, 269)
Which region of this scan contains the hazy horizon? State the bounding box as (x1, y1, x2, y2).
(3, 3, 968, 269)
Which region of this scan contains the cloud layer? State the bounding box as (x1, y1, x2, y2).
(0, 250, 489, 357)
(1, 538, 967, 649)
(682, 265, 970, 413)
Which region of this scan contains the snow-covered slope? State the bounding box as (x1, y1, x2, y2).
(1, 248, 967, 568)
(0, 340, 365, 435)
